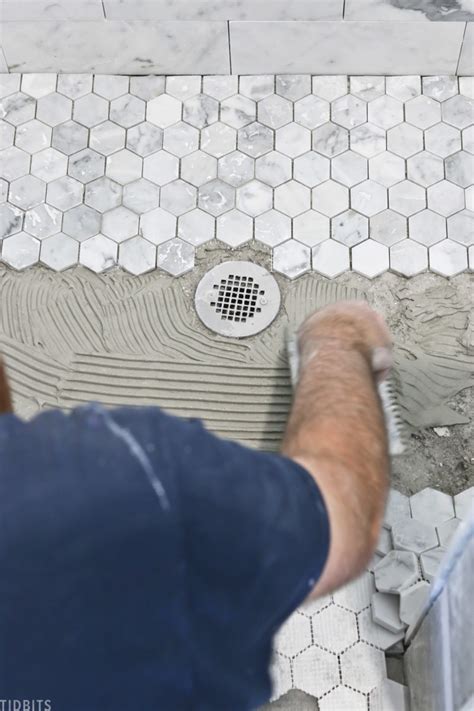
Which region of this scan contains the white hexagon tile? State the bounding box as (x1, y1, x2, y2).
(0, 73, 472, 277)
(267, 485, 471, 708)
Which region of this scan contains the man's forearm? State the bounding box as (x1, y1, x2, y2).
(282, 340, 390, 592)
(0, 359, 12, 414)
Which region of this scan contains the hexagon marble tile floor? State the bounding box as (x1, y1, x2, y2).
(0, 73, 473, 278)
(1, 73, 473, 710)
(269, 485, 474, 710)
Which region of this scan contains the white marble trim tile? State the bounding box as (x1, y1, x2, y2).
(103, 0, 344, 21)
(0, 20, 230, 74)
(344, 0, 474, 22)
(457, 22, 474, 76)
(229, 21, 465, 75)
(0, 0, 105, 22)
(0, 47, 8, 72)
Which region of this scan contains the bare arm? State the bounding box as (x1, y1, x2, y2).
(0, 358, 12, 414)
(281, 303, 392, 599)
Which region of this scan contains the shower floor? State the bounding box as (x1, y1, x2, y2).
(0, 72, 473, 710)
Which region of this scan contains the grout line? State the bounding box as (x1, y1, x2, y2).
(455, 22, 468, 76)
(0, 47, 9, 73)
(227, 21, 233, 75)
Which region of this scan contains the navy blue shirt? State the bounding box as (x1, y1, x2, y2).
(0, 405, 330, 710)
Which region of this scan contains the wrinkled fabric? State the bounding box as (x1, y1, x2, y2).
(0, 404, 330, 711)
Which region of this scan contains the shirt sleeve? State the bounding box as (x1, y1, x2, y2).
(175, 417, 331, 641)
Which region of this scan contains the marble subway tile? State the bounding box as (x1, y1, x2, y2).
(344, 0, 473, 22)
(229, 21, 465, 75)
(1, 21, 230, 74)
(103, 0, 344, 21)
(458, 22, 474, 76)
(0, 0, 104, 21)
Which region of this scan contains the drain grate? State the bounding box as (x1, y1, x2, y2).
(195, 261, 281, 337)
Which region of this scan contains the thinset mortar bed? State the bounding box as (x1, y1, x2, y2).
(0, 244, 472, 495)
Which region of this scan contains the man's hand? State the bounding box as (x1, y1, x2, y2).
(282, 301, 392, 599)
(297, 301, 393, 383)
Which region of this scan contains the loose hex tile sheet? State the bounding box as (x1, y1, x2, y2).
(0, 73, 471, 276)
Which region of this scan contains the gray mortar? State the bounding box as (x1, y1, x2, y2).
(0, 243, 472, 497)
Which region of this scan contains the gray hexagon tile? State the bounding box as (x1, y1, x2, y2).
(80, 234, 117, 273)
(372, 592, 406, 634)
(157, 238, 194, 276)
(294, 211, 329, 247)
(216, 209, 253, 248)
(255, 210, 291, 247)
(90, 122, 126, 157)
(40, 232, 79, 271)
(1, 73, 472, 278)
(16, 119, 52, 154)
(273, 240, 311, 279)
(374, 551, 419, 594)
(118, 236, 156, 276)
(140, 207, 177, 245)
(183, 94, 219, 129)
(178, 209, 215, 247)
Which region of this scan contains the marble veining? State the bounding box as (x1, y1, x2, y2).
(229, 21, 466, 75)
(344, 0, 474, 21)
(0, 0, 104, 22)
(0, 21, 229, 75)
(102, 0, 344, 21)
(0, 73, 472, 278)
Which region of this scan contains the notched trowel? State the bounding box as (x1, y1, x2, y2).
(286, 331, 406, 457)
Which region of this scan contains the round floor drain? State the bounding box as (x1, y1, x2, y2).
(194, 261, 281, 337)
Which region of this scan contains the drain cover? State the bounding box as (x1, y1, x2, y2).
(194, 261, 281, 337)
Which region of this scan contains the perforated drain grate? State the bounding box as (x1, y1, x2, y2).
(194, 261, 281, 337)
